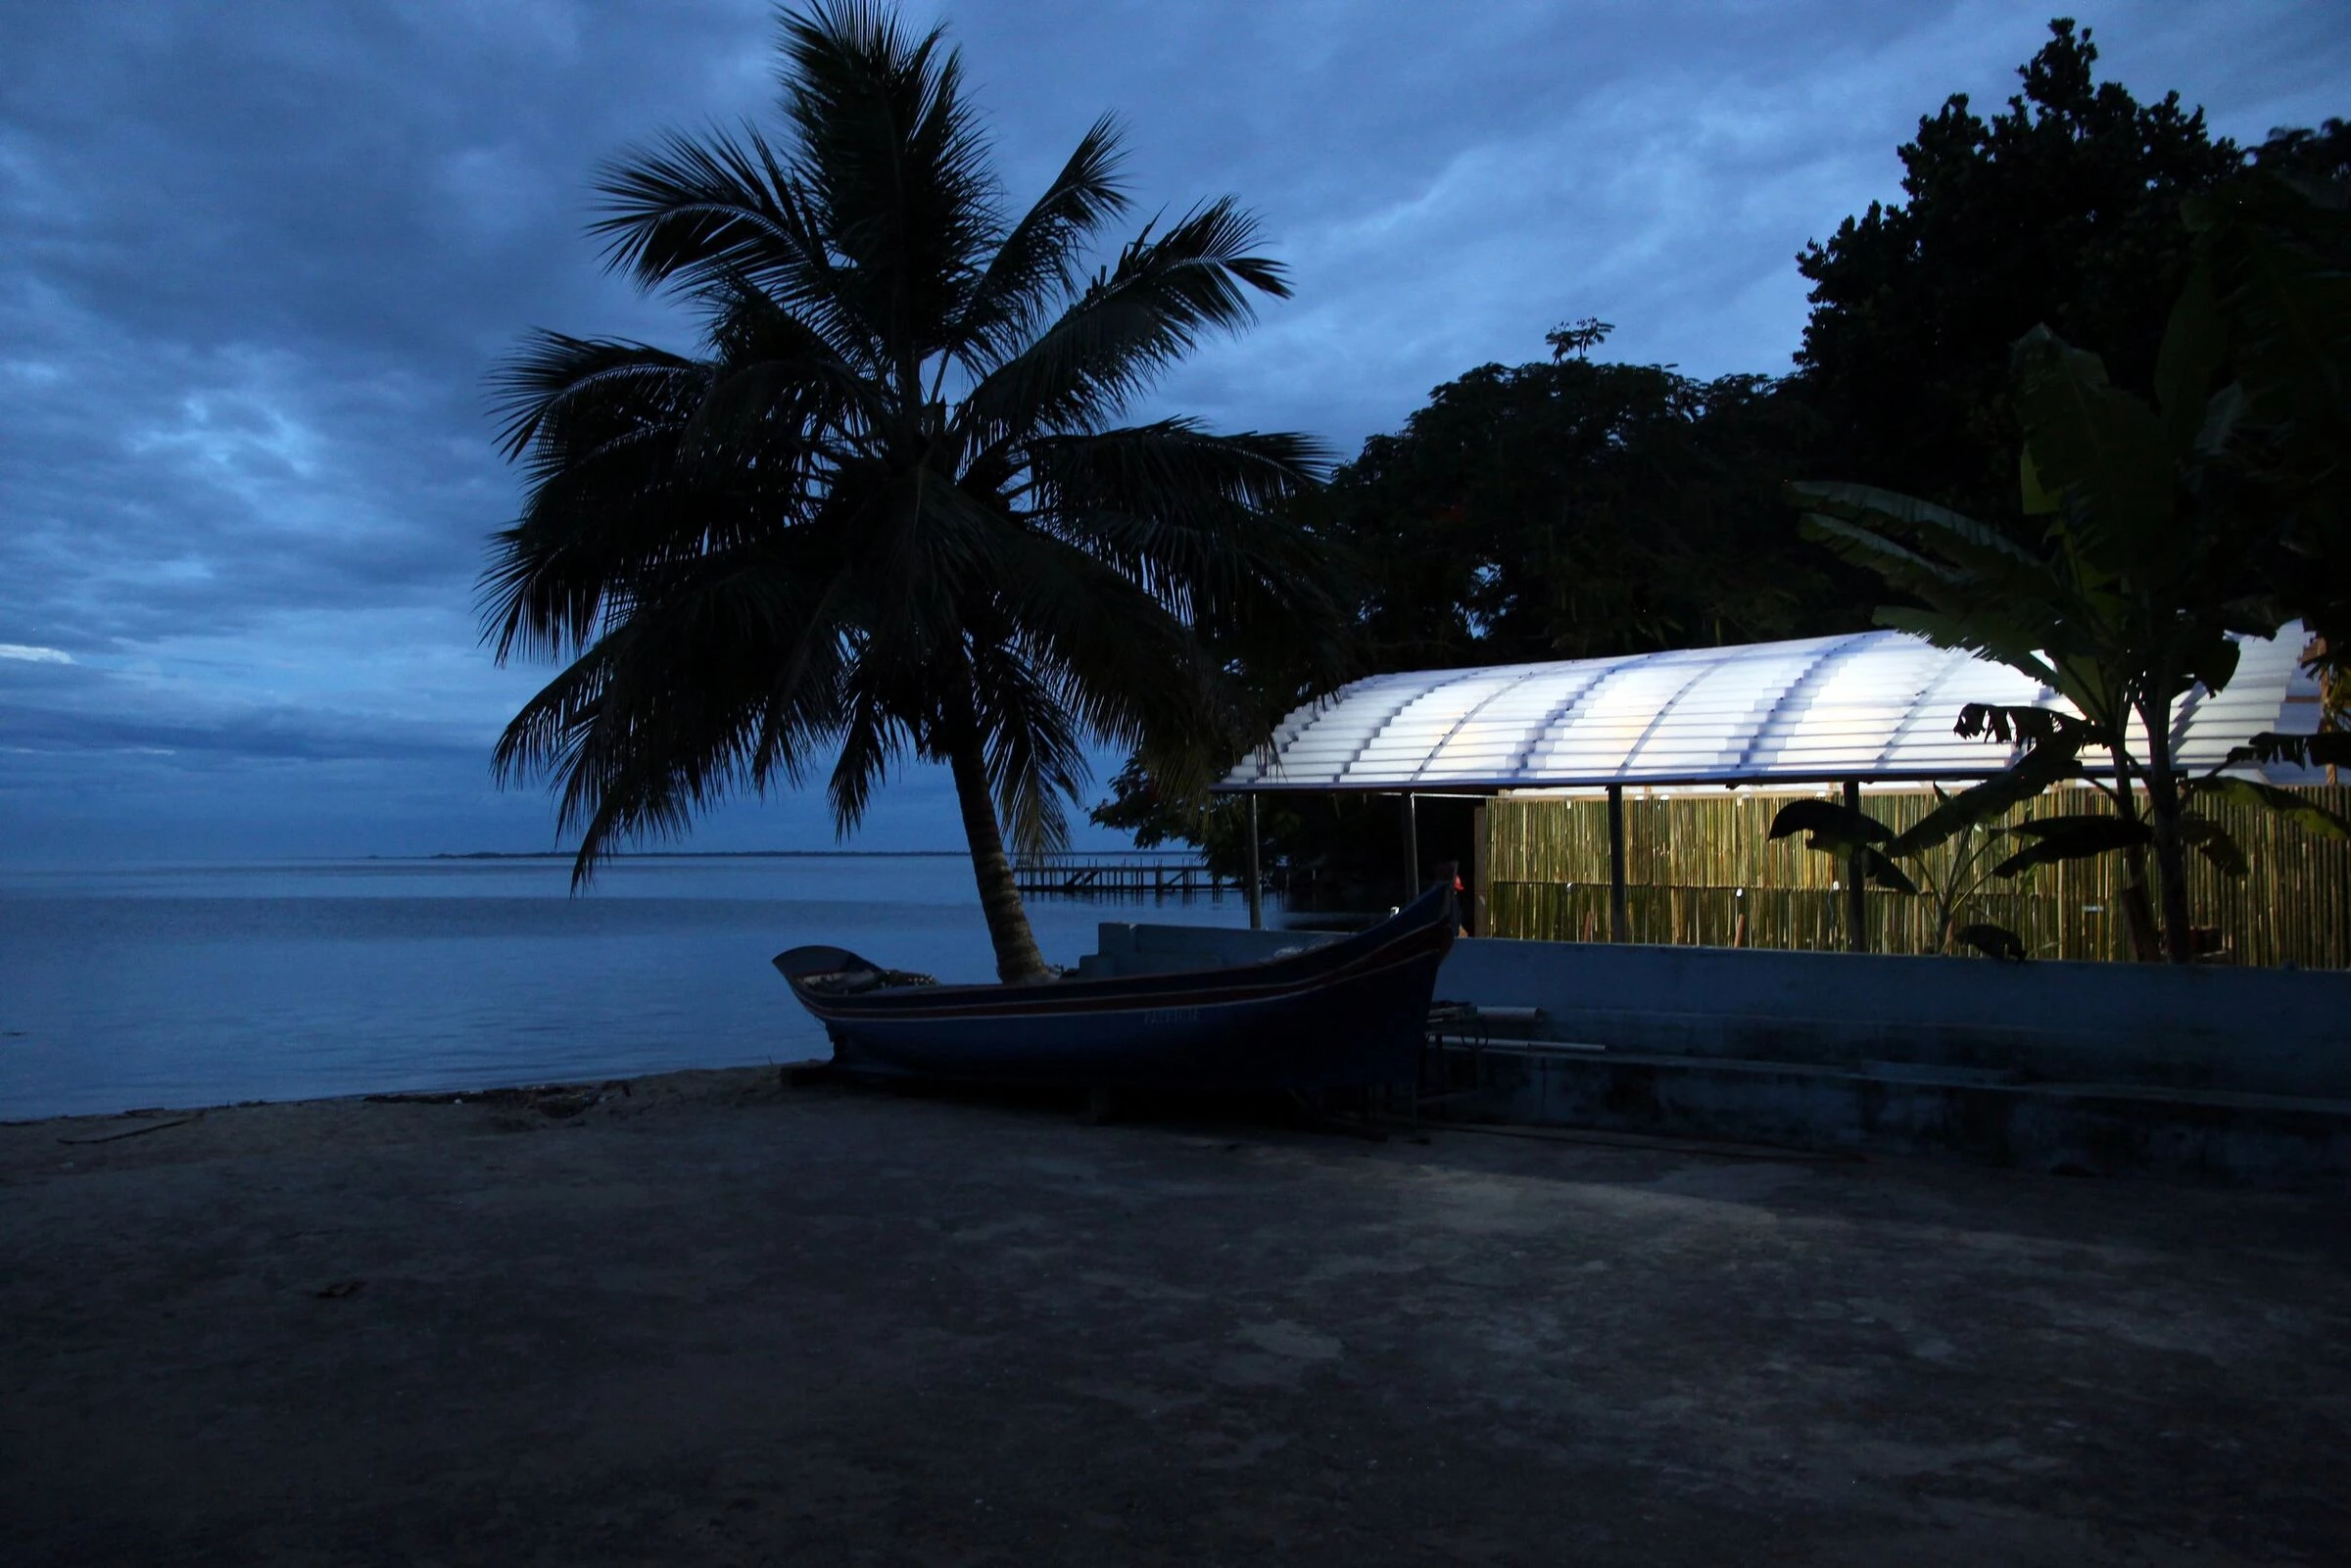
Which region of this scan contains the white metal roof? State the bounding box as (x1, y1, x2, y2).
(1221, 625, 2323, 793)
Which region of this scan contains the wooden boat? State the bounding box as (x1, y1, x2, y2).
(773, 883, 1457, 1091)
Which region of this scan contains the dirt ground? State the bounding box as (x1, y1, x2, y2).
(3, 1069, 2346, 1567)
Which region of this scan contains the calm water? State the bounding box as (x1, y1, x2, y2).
(0, 855, 1263, 1120)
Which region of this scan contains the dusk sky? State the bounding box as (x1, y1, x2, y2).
(4, 1, 2346, 864)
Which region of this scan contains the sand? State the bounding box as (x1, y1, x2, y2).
(3, 1069, 2346, 1566)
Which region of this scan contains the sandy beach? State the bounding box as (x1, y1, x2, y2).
(4, 1069, 2346, 1566)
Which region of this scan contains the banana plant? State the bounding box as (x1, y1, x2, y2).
(1765, 736, 2345, 964)
(1793, 286, 2291, 961)
(1792, 169, 2351, 963)
(1765, 797, 1917, 895)
(1777, 693, 2349, 967)
(1938, 704, 2275, 917)
(1768, 793, 2024, 959)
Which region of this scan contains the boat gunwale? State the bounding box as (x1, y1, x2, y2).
(782, 887, 1456, 1024)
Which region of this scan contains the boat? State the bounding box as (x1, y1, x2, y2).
(773, 882, 1458, 1091)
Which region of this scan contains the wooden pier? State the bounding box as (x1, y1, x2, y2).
(1011, 855, 1241, 897)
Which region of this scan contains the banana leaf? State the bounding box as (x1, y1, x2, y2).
(1991, 814, 2152, 878)
(2176, 814, 2250, 877)
(1766, 799, 1893, 848)
(1887, 738, 2086, 858)
(2225, 731, 2351, 770)
(1952, 702, 2100, 749)
(2192, 776, 2351, 840)
(1953, 923, 2028, 962)
(1766, 800, 1916, 893)
(1857, 846, 1919, 896)
(2154, 261, 2228, 452)
(2011, 326, 2177, 570)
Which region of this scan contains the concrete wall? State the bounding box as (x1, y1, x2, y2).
(1431, 1044, 2351, 1188)
(1092, 923, 2351, 1101)
(1436, 938, 2351, 1100)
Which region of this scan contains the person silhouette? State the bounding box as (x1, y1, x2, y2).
(1431, 860, 1469, 936)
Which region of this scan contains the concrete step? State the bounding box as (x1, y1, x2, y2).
(1428, 1043, 2351, 1189)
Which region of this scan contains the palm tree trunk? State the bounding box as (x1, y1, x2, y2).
(2138, 700, 2196, 965)
(943, 722, 1052, 984)
(2108, 755, 2163, 962)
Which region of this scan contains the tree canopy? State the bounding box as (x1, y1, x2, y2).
(1330, 341, 1874, 675)
(1795, 18, 2243, 519)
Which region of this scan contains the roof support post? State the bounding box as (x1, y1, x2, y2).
(1844, 778, 1868, 954)
(1245, 793, 1264, 931)
(1470, 801, 1488, 939)
(1607, 784, 1629, 943)
(1402, 792, 1420, 905)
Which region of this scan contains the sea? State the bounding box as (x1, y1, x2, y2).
(0, 854, 1267, 1121)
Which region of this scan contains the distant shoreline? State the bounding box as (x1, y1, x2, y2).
(411, 849, 969, 861)
(406, 848, 1186, 862)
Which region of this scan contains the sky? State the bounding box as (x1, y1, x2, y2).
(3, 1, 2346, 864)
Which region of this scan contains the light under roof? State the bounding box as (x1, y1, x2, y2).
(1220, 625, 2322, 793)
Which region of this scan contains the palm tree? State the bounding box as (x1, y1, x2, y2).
(480, 2, 1334, 981)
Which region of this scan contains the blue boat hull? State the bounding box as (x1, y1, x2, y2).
(775, 885, 1456, 1091)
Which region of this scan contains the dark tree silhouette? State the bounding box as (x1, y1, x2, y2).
(1795, 19, 2242, 519)
(1329, 352, 1868, 673)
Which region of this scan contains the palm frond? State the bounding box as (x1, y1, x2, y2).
(592, 126, 883, 367)
(481, 426, 815, 665)
(958, 197, 1290, 442)
(827, 663, 918, 834)
(948, 115, 1129, 372)
(1028, 420, 1328, 514)
(748, 570, 855, 791)
(517, 546, 862, 884)
(984, 530, 1231, 765)
(500, 625, 763, 889)
(487, 331, 705, 461)
(776, 1, 998, 366)
(968, 630, 1088, 855)
(1025, 422, 1329, 618)
(682, 277, 884, 460)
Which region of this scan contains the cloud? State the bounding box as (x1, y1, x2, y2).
(0, 649, 482, 764)
(2, 0, 2346, 860)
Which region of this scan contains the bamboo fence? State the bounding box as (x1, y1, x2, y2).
(1485, 785, 2351, 968)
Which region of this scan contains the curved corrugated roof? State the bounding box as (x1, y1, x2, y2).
(1222, 625, 2322, 792)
